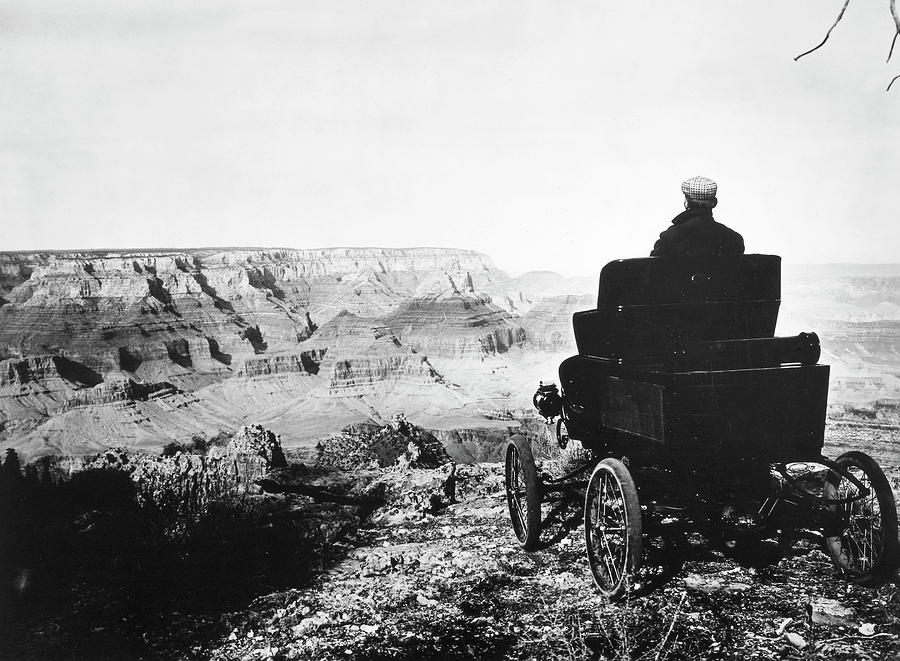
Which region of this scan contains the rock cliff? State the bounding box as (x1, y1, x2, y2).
(0, 356, 102, 438)
(0, 248, 566, 457)
(383, 292, 526, 359)
(235, 350, 326, 378)
(5, 249, 895, 459)
(518, 295, 592, 353)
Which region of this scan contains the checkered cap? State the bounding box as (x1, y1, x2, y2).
(681, 176, 717, 200)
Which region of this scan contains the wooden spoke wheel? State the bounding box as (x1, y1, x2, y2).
(584, 458, 642, 600)
(505, 435, 542, 551)
(823, 451, 899, 587)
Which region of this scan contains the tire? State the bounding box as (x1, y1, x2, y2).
(584, 458, 642, 600)
(505, 435, 542, 551)
(823, 451, 899, 587)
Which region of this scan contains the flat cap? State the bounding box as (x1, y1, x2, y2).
(681, 176, 717, 200)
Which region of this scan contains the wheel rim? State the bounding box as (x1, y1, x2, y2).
(831, 464, 885, 574)
(506, 445, 529, 542)
(585, 466, 630, 593)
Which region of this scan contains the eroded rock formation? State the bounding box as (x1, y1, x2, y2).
(1, 248, 898, 464)
(383, 292, 526, 359)
(1, 248, 579, 457)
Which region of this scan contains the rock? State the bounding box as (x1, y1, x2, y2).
(362, 554, 393, 576)
(418, 550, 446, 567)
(0, 247, 537, 458)
(383, 291, 526, 359)
(316, 419, 450, 471)
(774, 617, 792, 636)
(682, 574, 752, 594)
(228, 425, 287, 469)
(291, 612, 330, 633)
(858, 622, 876, 636)
(785, 632, 807, 649)
(807, 597, 857, 628)
(555, 572, 578, 587)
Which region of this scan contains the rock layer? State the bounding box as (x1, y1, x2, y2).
(384, 292, 526, 359)
(4, 249, 896, 459)
(0, 248, 556, 455)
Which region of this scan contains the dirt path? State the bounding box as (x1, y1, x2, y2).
(204, 465, 899, 661)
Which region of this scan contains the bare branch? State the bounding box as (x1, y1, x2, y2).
(887, 74, 900, 91)
(255, 477, 385, 507)
(890, 0, 900, 62)
(794, 0, 852, 61)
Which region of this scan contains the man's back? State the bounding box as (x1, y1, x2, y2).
(651, 206, 745, 258)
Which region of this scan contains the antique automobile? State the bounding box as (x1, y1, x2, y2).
(505, 254, 899, 599)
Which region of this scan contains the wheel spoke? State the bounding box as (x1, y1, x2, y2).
(508, 450, 528, 535)
(511, 488, 526, 531)
(589, 469, 627, 588)
(843, 470, 878, 571)
(592, 483, 619, 585)
(584, 460, 642, 599)
(824, 454, 896, 583)
(505, 439, 541, 550)
(601, 536, 619, 583)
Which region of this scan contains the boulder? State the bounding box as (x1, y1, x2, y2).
(227, 425, 287, 469)
(807, 597, 858, 628)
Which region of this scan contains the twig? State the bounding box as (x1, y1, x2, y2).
(653, 592, 686, 661)
(888, 74, 900, 91)
(255, 477, 384, 506)
(775, 617, 793, 637)
(795, 0, 852, 61)
(892, 0, 900, 41)
(889, 0, 900, 62)
(816, 633, 894, 644)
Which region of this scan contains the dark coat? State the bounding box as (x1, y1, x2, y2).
(650, 207, 744, 258)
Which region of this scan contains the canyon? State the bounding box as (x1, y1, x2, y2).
(1, 248, 898, 459)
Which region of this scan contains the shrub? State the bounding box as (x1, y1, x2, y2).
(161, 441, 186, 458)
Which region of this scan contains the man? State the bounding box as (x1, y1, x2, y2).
(651, 176, 745, 257)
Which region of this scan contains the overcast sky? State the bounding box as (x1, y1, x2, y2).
(2, 1, 898, 275)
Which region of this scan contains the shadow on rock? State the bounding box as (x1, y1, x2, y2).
(0, 457, 362, 661)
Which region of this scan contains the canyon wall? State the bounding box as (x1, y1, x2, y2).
(0, 248, 566, 457)
(2, 249, 898, 459)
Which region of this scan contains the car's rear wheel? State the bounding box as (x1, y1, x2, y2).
(823, 451, 899, 587)
(584, 458, 642, 600)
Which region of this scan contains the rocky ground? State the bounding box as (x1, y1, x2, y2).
(4, 427, 899, 661)
(203, 463, 898, 661)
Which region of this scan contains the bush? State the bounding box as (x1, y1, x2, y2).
(161, 441, 186, 458)
(531, 422, 594, 477)
(160, 431, 234, 458)
(57, 439, 272, 542)
(66, 468, 137, 512)
(189, 435, 209, 453)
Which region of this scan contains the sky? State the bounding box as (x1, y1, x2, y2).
(1, 0, 898, 275)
